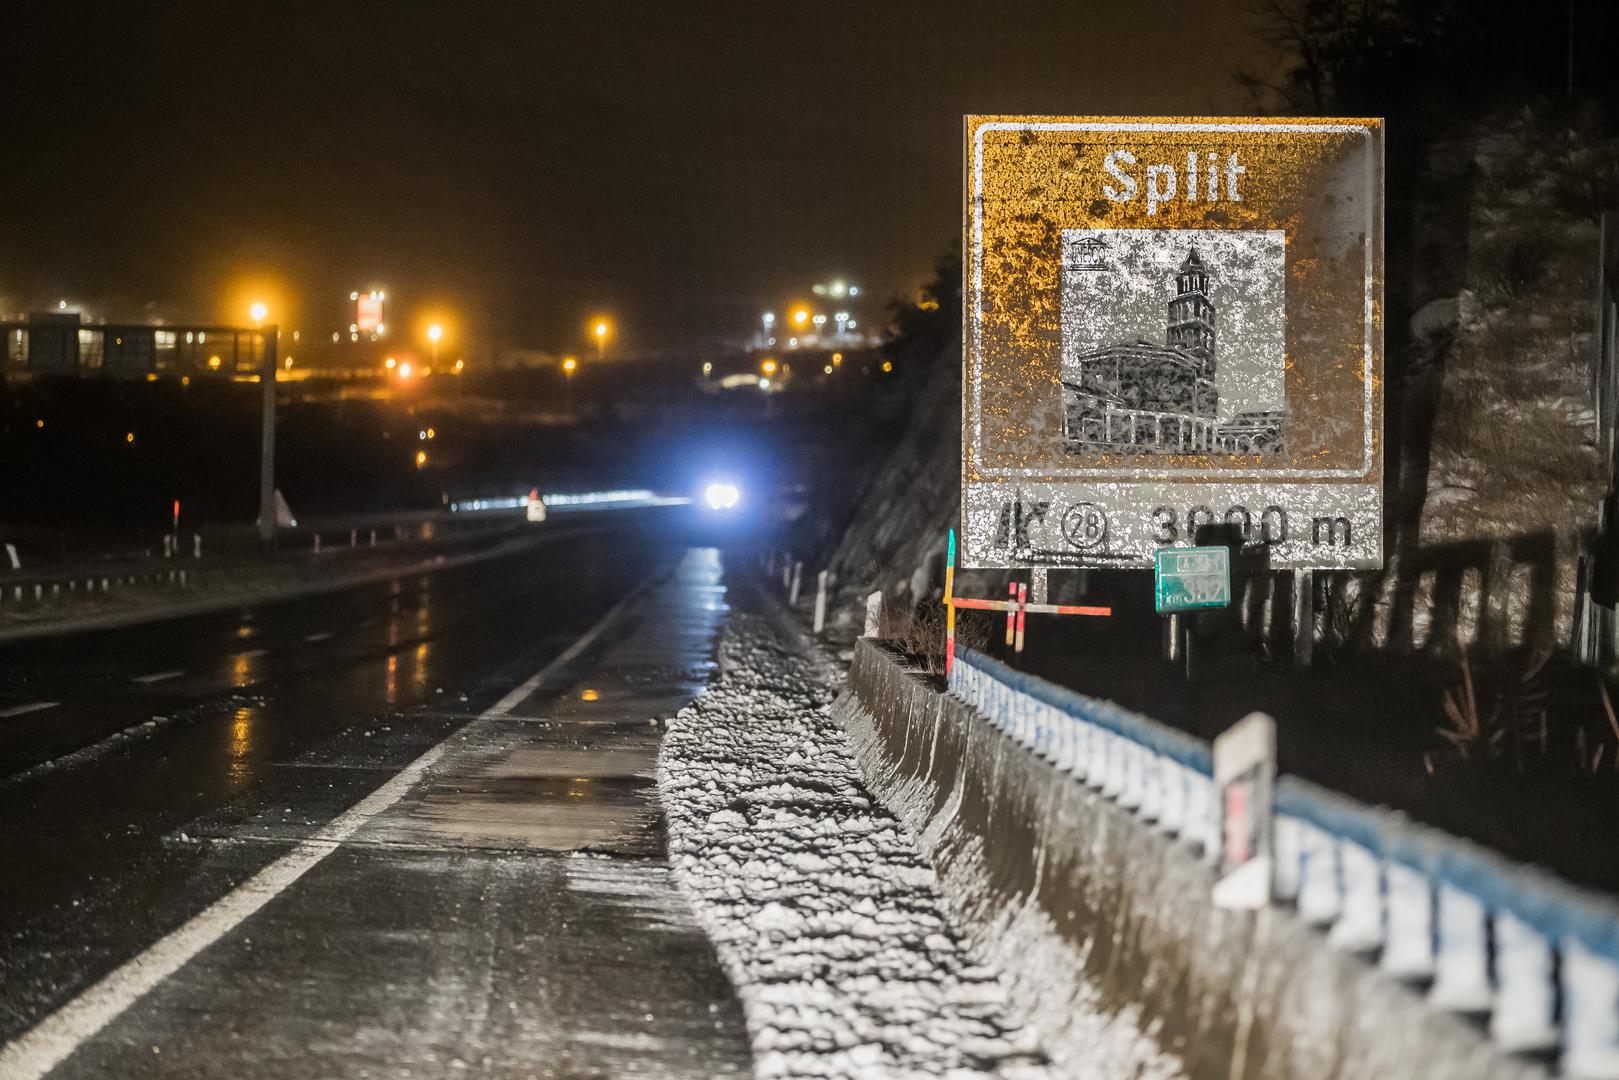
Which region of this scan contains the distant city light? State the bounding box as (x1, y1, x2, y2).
(208, 355, 222, 369)
(384, 357, 397, 369)
(791, 307, 810, 326)
(882, 360, 894, 372)
(427, 323, 443, 343)
(453, 359, 464, 372)
(415, 450, 427, 467)
(832, 352, 843, 365)
(57, 300, 66, 310)
(249, 301, 267, 324)
(760, 358, 778, 376)
(397, 361, 413, 379)
(759, 377, 772, 390)
(702, 361, 712, 376)
(35, 419, 43, 428)
(426, 427, 436, 439)
(125, 432, 135, 443)
(824, 365, 833, 374)
(594, 321, 608, 338)
(562, 356, 578, 373)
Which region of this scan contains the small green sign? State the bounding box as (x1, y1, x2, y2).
(1155, 546, 1231, 613)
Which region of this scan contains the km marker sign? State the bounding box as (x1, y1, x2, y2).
(961, 116, 1384, 571)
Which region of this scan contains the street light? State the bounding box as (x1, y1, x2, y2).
(250, 302, 267, 326)
(592, 319, 610, 362)
(427, 323, 443, 366)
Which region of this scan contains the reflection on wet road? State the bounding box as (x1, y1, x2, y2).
(0, 518, 751, 1076)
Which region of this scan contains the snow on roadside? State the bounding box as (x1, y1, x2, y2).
(658, 610, 1050, 1079)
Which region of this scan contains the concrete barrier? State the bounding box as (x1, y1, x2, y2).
(833, 638, 1546, 1079)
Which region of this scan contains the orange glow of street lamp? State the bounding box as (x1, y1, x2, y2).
(791, 307, 810, 327)
(249, 301, 267, 326)
(760, 358, 779, 376)
(562, 356, 578, 375)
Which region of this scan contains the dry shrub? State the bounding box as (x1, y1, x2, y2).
(882, 598, 989, 675)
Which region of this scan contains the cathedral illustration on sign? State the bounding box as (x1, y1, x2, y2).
(1060, 237, 1286, 457)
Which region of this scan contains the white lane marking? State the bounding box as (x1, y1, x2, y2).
(0, 568, 659, 1079)
(132, 670, 185, 685)
(0, 702, 59, 719)
(303, 632, 333, 643)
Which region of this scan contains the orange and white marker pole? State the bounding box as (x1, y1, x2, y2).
(944, 529, 957, 676)
(1015, 581, 1028, 653)
(1005, 581, 1017, 646)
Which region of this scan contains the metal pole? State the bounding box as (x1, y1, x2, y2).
(1293, 568, 1314, 667)
(256, 327, 278, 547)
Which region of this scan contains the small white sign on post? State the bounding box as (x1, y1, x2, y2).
(1211, 711, 1277, 910)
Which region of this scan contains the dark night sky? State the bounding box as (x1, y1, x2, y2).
(0, 2, 1274, 355)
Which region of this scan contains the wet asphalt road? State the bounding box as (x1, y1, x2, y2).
(0, 514, 753, 1076)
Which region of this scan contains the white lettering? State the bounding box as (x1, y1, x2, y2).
(1226, 152, 1246, 201)
(1146, 164, 1176, 215)
(1097, 149, 1247, 209)
(1102, 150, 1137, 202)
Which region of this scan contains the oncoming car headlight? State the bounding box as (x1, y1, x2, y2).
(703, 481, 741, 511)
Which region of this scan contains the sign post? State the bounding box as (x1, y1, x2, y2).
(961, 116, 1384, 578)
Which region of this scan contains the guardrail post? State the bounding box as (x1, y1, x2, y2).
(1429, 884, 1493, 1013)
(1562, 936, 1619, 1079)
(1137, 749, 1162, 822)
(1272, 815, 1302, 902)
(1381, 861, 1434, 979)
(789, 561, 802, 605)
(1157, 762, 1188, 836)
(1328, 840, 1382, 952)
(193, 533, 202, 558)
(1188, 769, 1219, 858)
(4, 542, 19, 570)
(1296, 823, 1341, 925)
(1489, 910, 1559, 1052)
(813, 570, 828, 634)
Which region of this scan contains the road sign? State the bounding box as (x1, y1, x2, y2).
(1154, 546, 1230, 613)
(961, 116, 1384, 571)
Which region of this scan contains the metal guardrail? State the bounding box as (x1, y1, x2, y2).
(947, 644, 1619, 1079)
